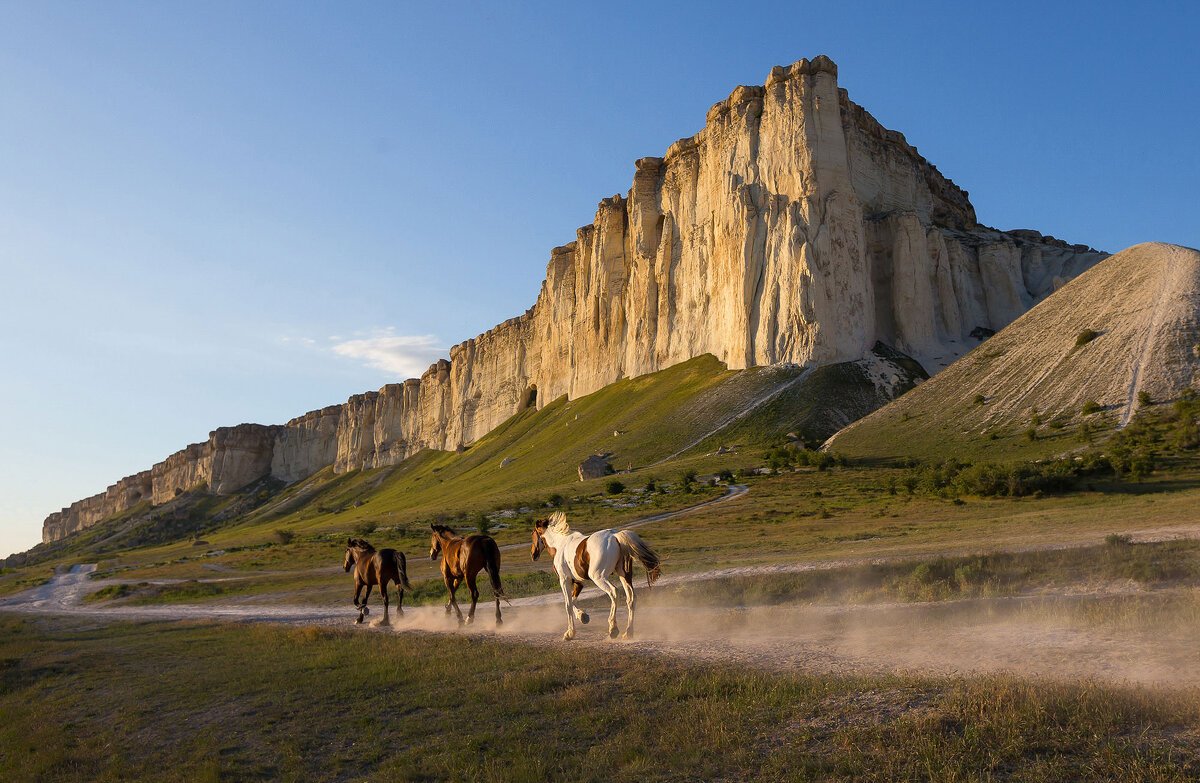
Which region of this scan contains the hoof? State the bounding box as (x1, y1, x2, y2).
(608, 626, 619, 639)
(580, 612, 590, 624)
(563, 629, 576, 641)
(361, 606, 369, 615)
(465, 616, 474, 625)
(354, 615, 364, 625)
(621, 630, 633, 640)
(495, 617, 503, 626)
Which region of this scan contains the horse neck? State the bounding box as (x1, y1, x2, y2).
(542, 527, 578, 552)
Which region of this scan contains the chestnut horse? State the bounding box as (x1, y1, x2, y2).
(531, 512, 661, 640)
(428, 524, 508, 625)
(343, 538, 412, 624)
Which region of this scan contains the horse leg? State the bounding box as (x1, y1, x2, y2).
(571, 581, 589, 624)
(360, 584, 373, 616)
(618, 571, 636, 639)
(558, 572, 577, 640)
(465, 569, 480, 625)
(378, 582, 390, 626)
(592, 572, 620, 639)
(444, 576, 456, 614)
(445, 575, 464, 624)
(353, 579, 365, 623)
(396, 581, 405, 616)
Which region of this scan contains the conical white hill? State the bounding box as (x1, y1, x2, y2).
(828, 243, 1200, 459)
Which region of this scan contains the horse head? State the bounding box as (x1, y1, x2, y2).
(343, 538, 360, 572)
(531, 517, 557, 561)
(429, 524, 454, 561)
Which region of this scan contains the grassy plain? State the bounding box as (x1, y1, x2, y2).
(1, 615, 1197, 782)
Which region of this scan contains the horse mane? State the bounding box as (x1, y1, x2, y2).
(430, 524, 460, 540)
(348, 537, 376, 553)
(547, 511, 571, 536)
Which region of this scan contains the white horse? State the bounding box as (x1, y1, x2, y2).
(531, 511, 662, 640)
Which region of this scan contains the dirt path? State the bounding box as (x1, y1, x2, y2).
(6, 517, 1200, 689)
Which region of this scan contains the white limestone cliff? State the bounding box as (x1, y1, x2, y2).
(42, 55, 1105, 543)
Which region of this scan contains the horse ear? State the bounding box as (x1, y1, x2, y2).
(430, 523, 436, 531)
(347, 538, 354, 546)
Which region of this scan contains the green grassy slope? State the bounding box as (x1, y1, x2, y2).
(7, 356, 796, 576)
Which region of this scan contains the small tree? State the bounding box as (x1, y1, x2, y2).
(1081, 400, 1102, 415)
(273, 529, 295, 545)
(354, 520, 378, 537)
(973, 394, 987, 406)
(1137, 390, 1153, 406)
(1075, 329, 1100, 347)
(605, 480, 625, 495)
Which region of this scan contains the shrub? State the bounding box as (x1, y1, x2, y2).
(973, 394, 986, 405)
(1030, 409, 1041, 427)
(476, 515, 492, 535)
(643, 478, 657, 493)
(680, 470, 697, 486)
(1075, 329, 1101, 347)
(354, 520, 378, 537)
(273, 529, 295, 545)
(605, 480, 625, 495)
(1023, 428, 1038, 442)
(716, 469, 734, 482)
(1105, 533, 1133, 547)
(1077, 420, 1096, 443)
(1081, 400, 1103, 415)
(1137, 390, 1153, 406)
(547, 494, 564, 507)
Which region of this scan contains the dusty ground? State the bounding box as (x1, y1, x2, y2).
(7, 534, 1200, 691)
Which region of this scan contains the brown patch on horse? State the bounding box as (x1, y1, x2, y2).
(573, 540, 590, 581)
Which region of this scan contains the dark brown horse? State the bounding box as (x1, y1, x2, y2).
(429, 524, 508, 625)
(344, 538, 412, 625)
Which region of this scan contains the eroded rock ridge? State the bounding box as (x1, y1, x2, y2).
(42, 55, 1105, 542)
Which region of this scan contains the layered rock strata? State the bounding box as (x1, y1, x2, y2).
(42, 55, 1105, 543)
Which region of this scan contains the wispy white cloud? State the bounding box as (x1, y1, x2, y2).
(330, 329, 446, 378)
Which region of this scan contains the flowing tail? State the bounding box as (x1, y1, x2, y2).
(391, 550, 413, 590)
(482, 537, 511, 605)
(614, 530, 663, 587)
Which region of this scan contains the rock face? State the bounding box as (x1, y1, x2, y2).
(270, 406, 341, 483)
(42, 55, 1107, 543)
(42, 470, 152, 543)
(149, 424, 280, 504)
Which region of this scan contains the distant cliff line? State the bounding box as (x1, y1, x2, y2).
(42, 54, 1105, 543)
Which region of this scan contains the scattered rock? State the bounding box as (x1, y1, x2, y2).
(578, 455, 614, 481)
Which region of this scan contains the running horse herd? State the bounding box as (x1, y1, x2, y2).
(342, 512, 662, 640)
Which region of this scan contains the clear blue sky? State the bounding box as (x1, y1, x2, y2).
(1, 1, 1197, 557)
